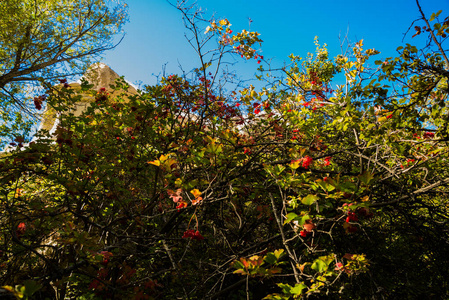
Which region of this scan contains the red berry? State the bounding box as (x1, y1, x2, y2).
(346, 212, 359, 222)
(182, 229, 195, 239)
(302, 156, 313, 169)
(193, 230, 204, 240)
(16, 222, 26, 237)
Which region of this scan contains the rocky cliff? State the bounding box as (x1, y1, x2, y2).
(40, 63, 138, 134)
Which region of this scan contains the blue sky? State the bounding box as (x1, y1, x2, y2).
(102, 0, 448, 87)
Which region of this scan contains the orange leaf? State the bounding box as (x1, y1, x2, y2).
(191, 197, 203, 205)
(148, 160, 160, 166)
(190, 189, 202, 199)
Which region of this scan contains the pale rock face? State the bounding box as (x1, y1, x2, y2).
(0, 63, 138, 153)
(39, 63, 137, 134)
(83, 62, 122, 91)
(1, 64, 136, 152)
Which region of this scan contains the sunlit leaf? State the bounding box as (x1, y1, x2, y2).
(301, 194, 319, 205)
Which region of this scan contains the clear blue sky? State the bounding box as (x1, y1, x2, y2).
(102, 0, 449, 87)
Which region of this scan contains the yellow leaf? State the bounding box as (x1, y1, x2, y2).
(15, 188, 24, 197)
(191, 189, 202, 198)
(164, 158, 177, 168)
(290, 160, 301, 169)
(1, 286, 14, 293)
(219, 19, 229, 26)
(250, 90, 257, 98)
(148, 160, 160, 166)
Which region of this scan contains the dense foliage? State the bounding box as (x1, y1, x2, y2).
(0, 0, 128, 144)
(1, 1, 448, 299)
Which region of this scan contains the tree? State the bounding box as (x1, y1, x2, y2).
(0, 0, 128, 144)
(0, 1, 448, 299)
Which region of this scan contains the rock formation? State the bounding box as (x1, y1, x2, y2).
(39, 63, 138, 134)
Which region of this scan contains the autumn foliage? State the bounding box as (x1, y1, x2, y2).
(0, 2, 449, 299)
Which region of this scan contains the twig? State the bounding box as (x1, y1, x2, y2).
(371, 177, 449, 207)
(269, 192, 301, 283)
(415, 0, 449, 67)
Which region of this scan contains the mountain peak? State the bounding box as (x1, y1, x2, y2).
(83, 63, 121, 91)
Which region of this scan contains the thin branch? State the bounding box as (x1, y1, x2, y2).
(415, 0, 449, 67)
(371, 177, 449, 207)
(269, 192, 301, 283)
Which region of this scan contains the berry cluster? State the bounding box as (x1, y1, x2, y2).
(423, 132, 435, 139)
(58, 78, 70, 88)
(96, 88, 109, 104)
(182, 229, 204, 240)
(300, 230, 312, 238)
(33, 95, 46, 110)
(342, 204, 374, 233)
(346, 212, 358, 223)
(302, 156, 313, 169)
(16, 222, 26, 238)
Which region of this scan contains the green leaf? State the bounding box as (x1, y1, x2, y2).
(231, 260, 245, 270)
(290, 283, 307, 295)
(338, 181, 357, 193)
(284, 212, 298, 225)
(23, 280, 42, 297)
(274, 249, 285, 260)
(274, 165, 286, 175)
(311, 259, 327, 273)
(299, 214, 311, 226)
(264, 252, 277, 265)
(430, 10, 442, 22)
(358, 171, 375, 185)
(277, 283, 293, 294)
(317, 180, 335, 192)
(199, 61, 212, 71)
(301, 194, 319, 205)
